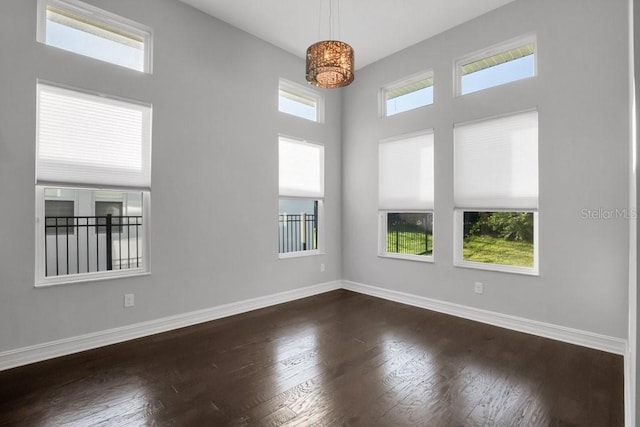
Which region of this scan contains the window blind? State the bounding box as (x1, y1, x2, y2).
(454, 110, 538, 209)
(279, 137, 324, 198)
(379, 132, 434, 210)
(36, 83, 152, 190)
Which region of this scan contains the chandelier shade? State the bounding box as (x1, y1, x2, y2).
(306, 40, 354, 89)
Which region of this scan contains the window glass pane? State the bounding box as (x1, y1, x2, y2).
(278, 79, 321, 122)
(279, 199, 318, 253)
(386, 213, 433, 257)
(461, 55, 534, 95)
(463, 211, 534, 267)
(385, 76, 434, 116)
(279, 89, 317, 121)
(460, 42, 535, 95)
(43, 4, 149, 72)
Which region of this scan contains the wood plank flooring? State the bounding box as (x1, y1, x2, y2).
(0, 290, 624, 426)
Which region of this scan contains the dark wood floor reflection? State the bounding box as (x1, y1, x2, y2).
(0, 290, 624, 426)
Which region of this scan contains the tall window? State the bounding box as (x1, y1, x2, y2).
(37, 0, 153, 73)
(278, 136, 324, 257)
(278, 79, 323, 122)
(379, 131, 434, 261)
(381, 71, 434, 117)
(35, 82, 151, 285)
(456, 35, 536, 96)
(454, 110, 538, 274)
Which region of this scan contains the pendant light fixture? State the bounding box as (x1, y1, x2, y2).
(306, 0, 354, 89)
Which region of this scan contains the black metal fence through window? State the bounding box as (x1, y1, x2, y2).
(44, 214, 143, 277)
(387, 213, 433, 256)
(279, 213, 317, 253)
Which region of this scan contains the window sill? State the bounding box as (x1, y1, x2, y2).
(35, 270, 150, 288)
(454, 260, 538, 276)
(279, 250, 324, 260)
(378, 253, 434, 263)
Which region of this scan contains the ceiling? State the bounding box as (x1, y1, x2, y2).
(178, 0, 516, 69)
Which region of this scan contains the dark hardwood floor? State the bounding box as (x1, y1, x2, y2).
(0, 290, 624, 426)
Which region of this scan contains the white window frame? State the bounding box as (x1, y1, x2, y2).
(380, 70, 434, 117)
(35, 186, 151, 286)
(378, 130, 435, 263)
(36, 0, 153, 73)
(453, 210, 539, 275)
(278, 136, 325, 259)
(278, 79, 324, 123)
(455, 34, 537, 97)
(35, 82, 152, 287)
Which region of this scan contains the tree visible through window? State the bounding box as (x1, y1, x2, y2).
(463, 212, 534, 267)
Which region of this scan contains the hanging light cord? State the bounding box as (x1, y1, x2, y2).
(335, 0, 340, 41)
(329, 0, 333, 40)
(317, 0, 322, 41)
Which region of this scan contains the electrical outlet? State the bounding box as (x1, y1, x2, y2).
(320, 263, 326, 272)
(474, 282, 483, 294)
(124, 293, 135, 308)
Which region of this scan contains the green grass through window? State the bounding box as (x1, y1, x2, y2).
(463, 235, 533, 267)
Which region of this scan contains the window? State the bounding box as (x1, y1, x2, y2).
(454, 110, 538, 274)
(36, 0, 153, 73)
(379, 131, 434, 261)
(36, 82, 151, 285)
(382, 71, 434, 116)
(278, 136, 324, 257)
(278, 79, 323, 122)
(456, 35, 536, 96)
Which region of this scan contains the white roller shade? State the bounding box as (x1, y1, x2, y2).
(36, 83, 152, 190)
(279, 137, 324, 198)
(379, 132, 434, 210)
(454, 110, 538, 209)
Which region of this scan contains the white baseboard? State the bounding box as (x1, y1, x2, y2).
(342, 280, 628, 356)
(0, 279, 627, 372)
(0, 280, 341, 372)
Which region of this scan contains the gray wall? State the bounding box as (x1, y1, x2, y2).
(0, 0, 342, 352)
(342, 0, 630, 338)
